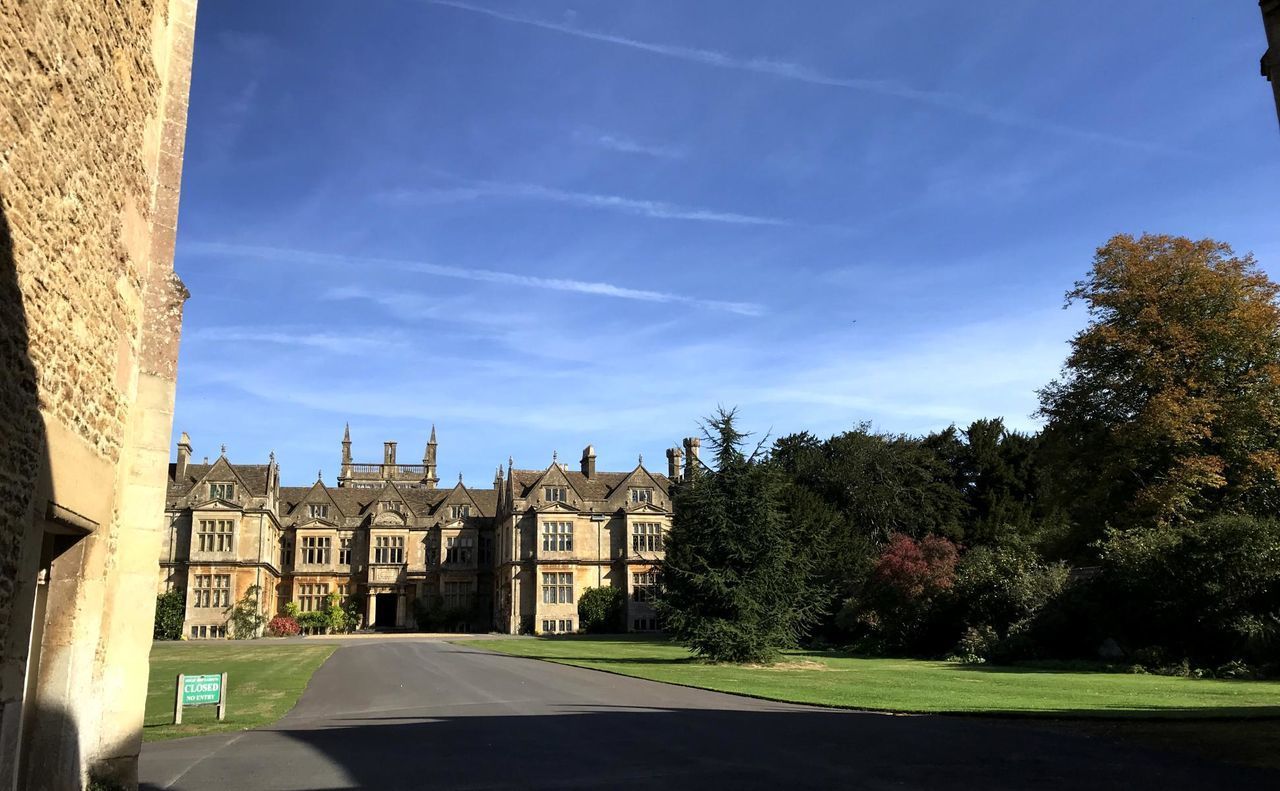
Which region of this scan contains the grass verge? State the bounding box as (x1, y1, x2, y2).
(455, 635, 1280, 718)
(144, 641, 336, 742)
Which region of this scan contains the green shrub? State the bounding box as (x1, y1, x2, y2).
(948, 625, 998, 664)
(225, 584, 267, 639)
(1099, 515, 1280, 663)
(153, 590, 184, 640)
(578, 586, 625, 633)
(296, 610, 328, 634)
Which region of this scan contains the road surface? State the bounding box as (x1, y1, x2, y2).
(140, 639, 1276, 790)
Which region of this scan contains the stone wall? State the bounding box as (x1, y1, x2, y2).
(1264, 1, 1280, 128)
(0, 1, 196, 788)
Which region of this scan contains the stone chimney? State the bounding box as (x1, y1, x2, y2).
(682, 437, 701, 481)
(384, 441, 397, 466)
(176, 432, 192, 482)
(581, 444, 597, 478)
(666, 446, 683, 481)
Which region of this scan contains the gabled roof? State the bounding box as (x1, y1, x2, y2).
(520, 461, 586, 503)
(508, 466, 673, 503)
(365, 481, 417, 518)
(167, 455, 273, 506)
(606, 464, 670, 509)
(435, 480, 483, 517)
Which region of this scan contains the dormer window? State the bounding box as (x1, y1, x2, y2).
(309, 504, 329, 519)
(451, 504, 470, 519)
(629, 488, 654, 504)
(544, 486, 567, 502)
(210, 483, 235, 501)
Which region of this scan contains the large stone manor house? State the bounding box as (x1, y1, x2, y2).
(158, 426, 698, 637)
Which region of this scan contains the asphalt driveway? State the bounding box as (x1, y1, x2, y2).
(140, 639, 1276, 790)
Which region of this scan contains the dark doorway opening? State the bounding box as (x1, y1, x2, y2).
(375, 593, 397, 629)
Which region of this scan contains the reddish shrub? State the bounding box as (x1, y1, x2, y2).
(266, 615, 300, 637)
(872, 533, 959, 599)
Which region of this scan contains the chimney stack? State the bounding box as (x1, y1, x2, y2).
(666, 446, 683, 480)
(682, 437, 701, 481)
(176, 432, 192, 482)
(384, 441, 397, 466)
(581, 444, 597, 478)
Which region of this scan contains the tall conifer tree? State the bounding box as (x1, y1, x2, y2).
(657, 408, 820, 663)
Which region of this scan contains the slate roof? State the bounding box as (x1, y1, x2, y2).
(167, 462, 272, 504)
(509, 468, 672, 501)
(277, 484, 499, 523)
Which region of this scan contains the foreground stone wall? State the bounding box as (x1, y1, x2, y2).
(1264, 1, 1280, 128)
(0, 1, 196, 788)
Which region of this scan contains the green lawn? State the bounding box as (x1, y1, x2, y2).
(457, 635, 1280, 718)
(145, 642, 336, 741)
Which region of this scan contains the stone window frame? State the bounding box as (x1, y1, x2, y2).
(629, 487, 654, 504)
(542, 618, 573, 633)
(632, 569, 658, 603)
(297, 582, 330, 612)
(308, 503, 329, 519)
(299, 534, 331, 566)
(450, 504, 470, 519)
(631, 522, 664, 554)
(543, 486, 567, 502)
(445, 535, 474, 565)
(541, 571, 573, 604)
(196, 518, 235, 553)
(540, 521, 573, 553)
(338, 535, 353, 566)
(373, 534, 405, 565)
(443, 579, 473, 609)
(209, 482, 235, 501)
(193, 573, 231, 608)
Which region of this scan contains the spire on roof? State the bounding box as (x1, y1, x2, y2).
(430, 424, 437, 444)
(269, 450, 276, 464)
(508, 455, 513, 469)
(638, 453, 644, 466)
(552, 450, 558, 464)
(343, 422, 351, 443)
(220, 444, 227, 456)
(458, 471, 464, 484)
(317, 469, 323, 482)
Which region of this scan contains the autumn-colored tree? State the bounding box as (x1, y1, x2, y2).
(1039, 234, 1280, 542)
(871, 533, 959, 599)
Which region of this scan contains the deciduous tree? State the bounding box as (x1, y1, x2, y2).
(1039, 234, 1280, 539)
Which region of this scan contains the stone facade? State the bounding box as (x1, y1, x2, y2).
(494, 442, 687, 635)
(160, 428, 688, 638)
(0, 1, 196, 789)
(1263, 1, 1280, 129)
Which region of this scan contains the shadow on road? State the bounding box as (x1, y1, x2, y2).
(140, 703, 1277, 791)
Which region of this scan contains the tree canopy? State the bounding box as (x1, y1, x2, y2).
(1039, 233, 1280, 537)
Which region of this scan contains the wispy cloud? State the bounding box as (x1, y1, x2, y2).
(427, 0, 1178, 154)
(379, 179, 791, 226)
(573, 129, 686, 159)
(184, 242, 766, 316)
(189, 326, 405, 355)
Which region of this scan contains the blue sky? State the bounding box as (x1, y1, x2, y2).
(173, 1, 1279, 485)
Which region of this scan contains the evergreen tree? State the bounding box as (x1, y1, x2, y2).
(657, 408, 820, 663)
